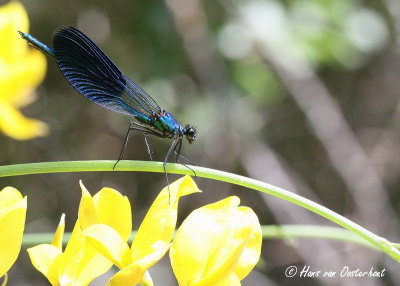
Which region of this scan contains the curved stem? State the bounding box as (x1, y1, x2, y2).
(1, 160, 400, 261)
(1, 273, 8, 286)
(262, 225, 399, 250)
(22, 225, 400, 251)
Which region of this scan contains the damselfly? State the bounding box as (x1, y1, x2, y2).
(19, 26, 196, 176)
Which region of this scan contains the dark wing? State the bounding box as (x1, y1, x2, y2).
(52, 26, 161, 117)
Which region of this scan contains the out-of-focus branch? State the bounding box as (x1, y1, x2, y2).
(165, 0, 228, 93)
(164, 0, 356, 282)
(370, 0, 400, 180)
(254, 38, 399, 273)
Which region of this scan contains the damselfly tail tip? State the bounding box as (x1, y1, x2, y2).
(18, 31, 28, 40)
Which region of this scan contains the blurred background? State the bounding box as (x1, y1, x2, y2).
(1, 0, 400, 285)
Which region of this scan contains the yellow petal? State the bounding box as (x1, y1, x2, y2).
(106, 264, 143, 286)
(0, 189, 26, 277)
(93, 186, 132, 241)
(0, 1, 48, 141)
(28, 183, 113, 286)
(83, 224, 131, 268)
(169, 175, 202, 205)
(0, 186, 23, 210)
(61, 239, 112, 286)
(106, 248, 167, 286)
(51, 214, 65, 250)
(133, 243, 171, 271)
(59, 183, 127, 285)
(56, 226, 85, 285)
(213, 274, 241, 286)
(0, 101, 48, 140)
(170, 197, 238, 285)
(104, 244, 169, 286)
(0, 2, 46, 103)
(0, 51, 47, 105)
(191, 228, 251, 286)
(170, 196, 262, 286)
(76, 245, 113, 286)
(54, 221, 112, 286)
(78, 182, 132, 241)
(231, 206, 262, 280)
(78, 181, 100, 228)
(62, 222, 84, 262)
(139, 271, 154, 286)
(27, 244, 62, 285)
(130, 176, 200, 262)
(0, 1, 29, 61)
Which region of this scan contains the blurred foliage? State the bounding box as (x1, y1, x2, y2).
(1, 0, 400, 285)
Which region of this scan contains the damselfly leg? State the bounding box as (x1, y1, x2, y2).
(113, 122, 165, 169)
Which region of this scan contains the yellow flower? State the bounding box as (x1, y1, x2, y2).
(77, 181, 132, 241)
(0, 186, 27, 278)
(28, 181, 132, 286)
(170, 196, 262, 286)
(0, 1, 47, 140)
(83, 176, 201, 286)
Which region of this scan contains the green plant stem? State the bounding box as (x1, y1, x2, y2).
(263, 225, 400, 250)
(1, 160, 399, 261)
(22, 232, 71, 246)
(22, 225, 400, 251)
(1, 273, 8, 286)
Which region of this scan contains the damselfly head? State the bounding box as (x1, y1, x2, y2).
(183, 125, 196, 144)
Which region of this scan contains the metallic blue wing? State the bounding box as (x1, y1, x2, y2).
(52, 26, 161, 118)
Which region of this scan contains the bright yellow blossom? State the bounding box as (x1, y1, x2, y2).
(0, 1, 47, 140)
(0, 186, 27, 278)
(170, 196, 262, 286)
(28, 181, 132, 286)
(83, 176, 201, 286)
